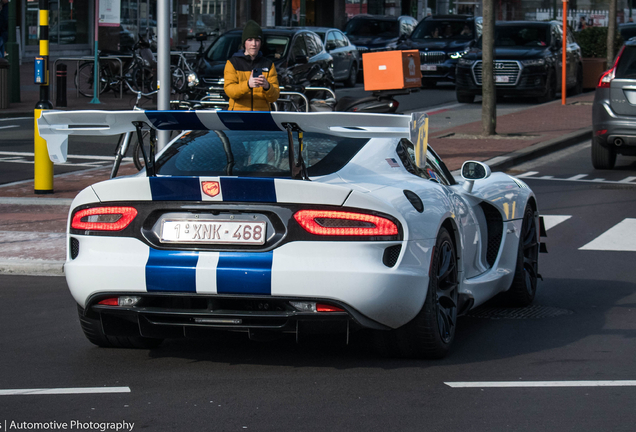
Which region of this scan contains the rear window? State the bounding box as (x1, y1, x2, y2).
(155, 130, 368, 177)
(615, 46, 636, 79)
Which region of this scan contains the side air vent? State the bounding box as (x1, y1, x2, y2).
(479, 203, 503, 267)
(383, 245, 402, 267)
(403, 190, 424, 213)
(70, 237, 80, 259)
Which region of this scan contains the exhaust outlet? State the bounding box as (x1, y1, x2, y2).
(614, 138, 624, 147)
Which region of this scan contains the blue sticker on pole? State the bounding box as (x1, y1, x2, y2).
(35, 58, 45, 84)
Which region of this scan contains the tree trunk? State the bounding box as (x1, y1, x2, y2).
(608, 0, 617, 66)
(481, 0, 496, 136)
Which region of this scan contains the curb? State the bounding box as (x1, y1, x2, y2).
(0, 260, 65, 277)
(485, 128, 592, 171)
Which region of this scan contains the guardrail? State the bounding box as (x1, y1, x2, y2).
(52, 56, 129, 100)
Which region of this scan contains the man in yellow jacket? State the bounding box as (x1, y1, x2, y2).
(224, 21, 280, 111)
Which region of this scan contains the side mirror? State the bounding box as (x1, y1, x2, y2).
(461, 161, 491, 193)
(326, 41, 336, 51)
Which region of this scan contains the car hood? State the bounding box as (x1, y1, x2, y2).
(347, 34, 399, 48)
(464, 47, 551, 61)
(405, 39, 473, 52)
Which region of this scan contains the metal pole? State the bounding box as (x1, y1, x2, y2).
(34, 0, 54, 194)
(90, 0, 100, 104)
(7, 0, 20, 102)
(562, 0, 567, 106)
(607, 0, 617, 67)
(156, 0, 171, 151)
(481, 0, 496, 136)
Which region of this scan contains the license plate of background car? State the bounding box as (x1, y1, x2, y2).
(421, 65, 437, 71)
(495, 76, 509, 83)
(160, 220, 267, 245)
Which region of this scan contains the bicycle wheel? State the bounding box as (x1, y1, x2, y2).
(75, 62, 108, 97)
(171, 66, 187, 92)
(131, 66, 157, 95)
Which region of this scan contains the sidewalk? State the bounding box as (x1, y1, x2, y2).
(0, 65, 594, 275)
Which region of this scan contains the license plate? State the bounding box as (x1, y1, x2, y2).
(421, 65, 437, 71)
(160, 220, 266, 245)
(495, 76, 510, 83)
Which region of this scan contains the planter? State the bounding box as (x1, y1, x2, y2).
(582, 58, 608, 90)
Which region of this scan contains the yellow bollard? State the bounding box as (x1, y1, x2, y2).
(34, 109, 54, 194)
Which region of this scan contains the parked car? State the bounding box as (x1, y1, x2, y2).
(344, 14, 418, 53)
(592, 39, 636, 169)
(49, 20, 77, 44)
(399, 15, 482, 88)
(38, 109, 542, 359)
(619, 23, 636, 41)
(192, 27, 334, 92)
(300, 27, 360, 87)
(455, 21, 583, 103)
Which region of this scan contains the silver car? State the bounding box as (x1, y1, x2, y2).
(592, 39, 636, 169)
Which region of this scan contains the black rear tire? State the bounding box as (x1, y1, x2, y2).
(377, 227, 459, 359)
(77, 305, 163, 349)
(591, 139, 616, 169)
(344, 64, 357, 88)
(456, 92, 475, 103)
(504, 205, 539, 307)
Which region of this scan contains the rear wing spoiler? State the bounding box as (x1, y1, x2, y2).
(37, 110, 429, 165)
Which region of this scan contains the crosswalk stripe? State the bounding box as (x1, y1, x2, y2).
(542, 215, 572, 231)
(619, 176, 636, 183)
(516, 171, 539, 178)
(580, 218, 636, 251)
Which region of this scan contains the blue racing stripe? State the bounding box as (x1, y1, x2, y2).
(217, 111, 282, 131)
(216, 251, 273, 295)
(220, 177, 276, 202)
(145, 111, 208, 130)
(149, 177, 201, 201)
(146, 249, 199, 292)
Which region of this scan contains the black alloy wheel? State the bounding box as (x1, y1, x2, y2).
(537, 71, 556, 103)
(383, 227, 459, 359)
(505, 205, 539, 306)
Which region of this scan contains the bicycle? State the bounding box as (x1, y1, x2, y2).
(171, 45, 196, 93)
(76, 36, 157, 98)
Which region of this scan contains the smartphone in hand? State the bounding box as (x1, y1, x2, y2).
(252, 68, 263, 77)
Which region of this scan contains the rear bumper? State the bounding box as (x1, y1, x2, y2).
(593, 99, 636, 154)
(66, 236, 436, 332)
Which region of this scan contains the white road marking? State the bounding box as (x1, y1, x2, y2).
(0, 151, 127, 162)
(445, 381, 636, 388)
(580, 218, 636, 251)
(566, 174, 587, 180)
(515, 171, 539, 178)
(517, 174, 636, 186)
(0, 125, 19, 130)
(541, 215, 572, 231)
(0, 117, 32, 122)
(0, 387, 131, 396)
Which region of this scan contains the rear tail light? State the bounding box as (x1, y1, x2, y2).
(595, 129, 608, 136)
(293, 210, 398, 236)
(71, 206, 138, 231)
(97, 296, 141, 306)
(290, 301, 345, 313)
(598, 45, 625, 88)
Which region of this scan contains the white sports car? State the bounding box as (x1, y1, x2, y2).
(38, 110, 542, 358)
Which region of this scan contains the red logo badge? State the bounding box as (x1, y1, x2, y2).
(201, 181, 220, 197)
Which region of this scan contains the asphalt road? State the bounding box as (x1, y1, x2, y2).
(1, 140, 635, 431)
(0, 85, 543, 186)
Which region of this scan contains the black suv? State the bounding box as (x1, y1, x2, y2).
(455, 21, 583, 103)
(399, 15, 482, 87)
(192, 27, 334, 93)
